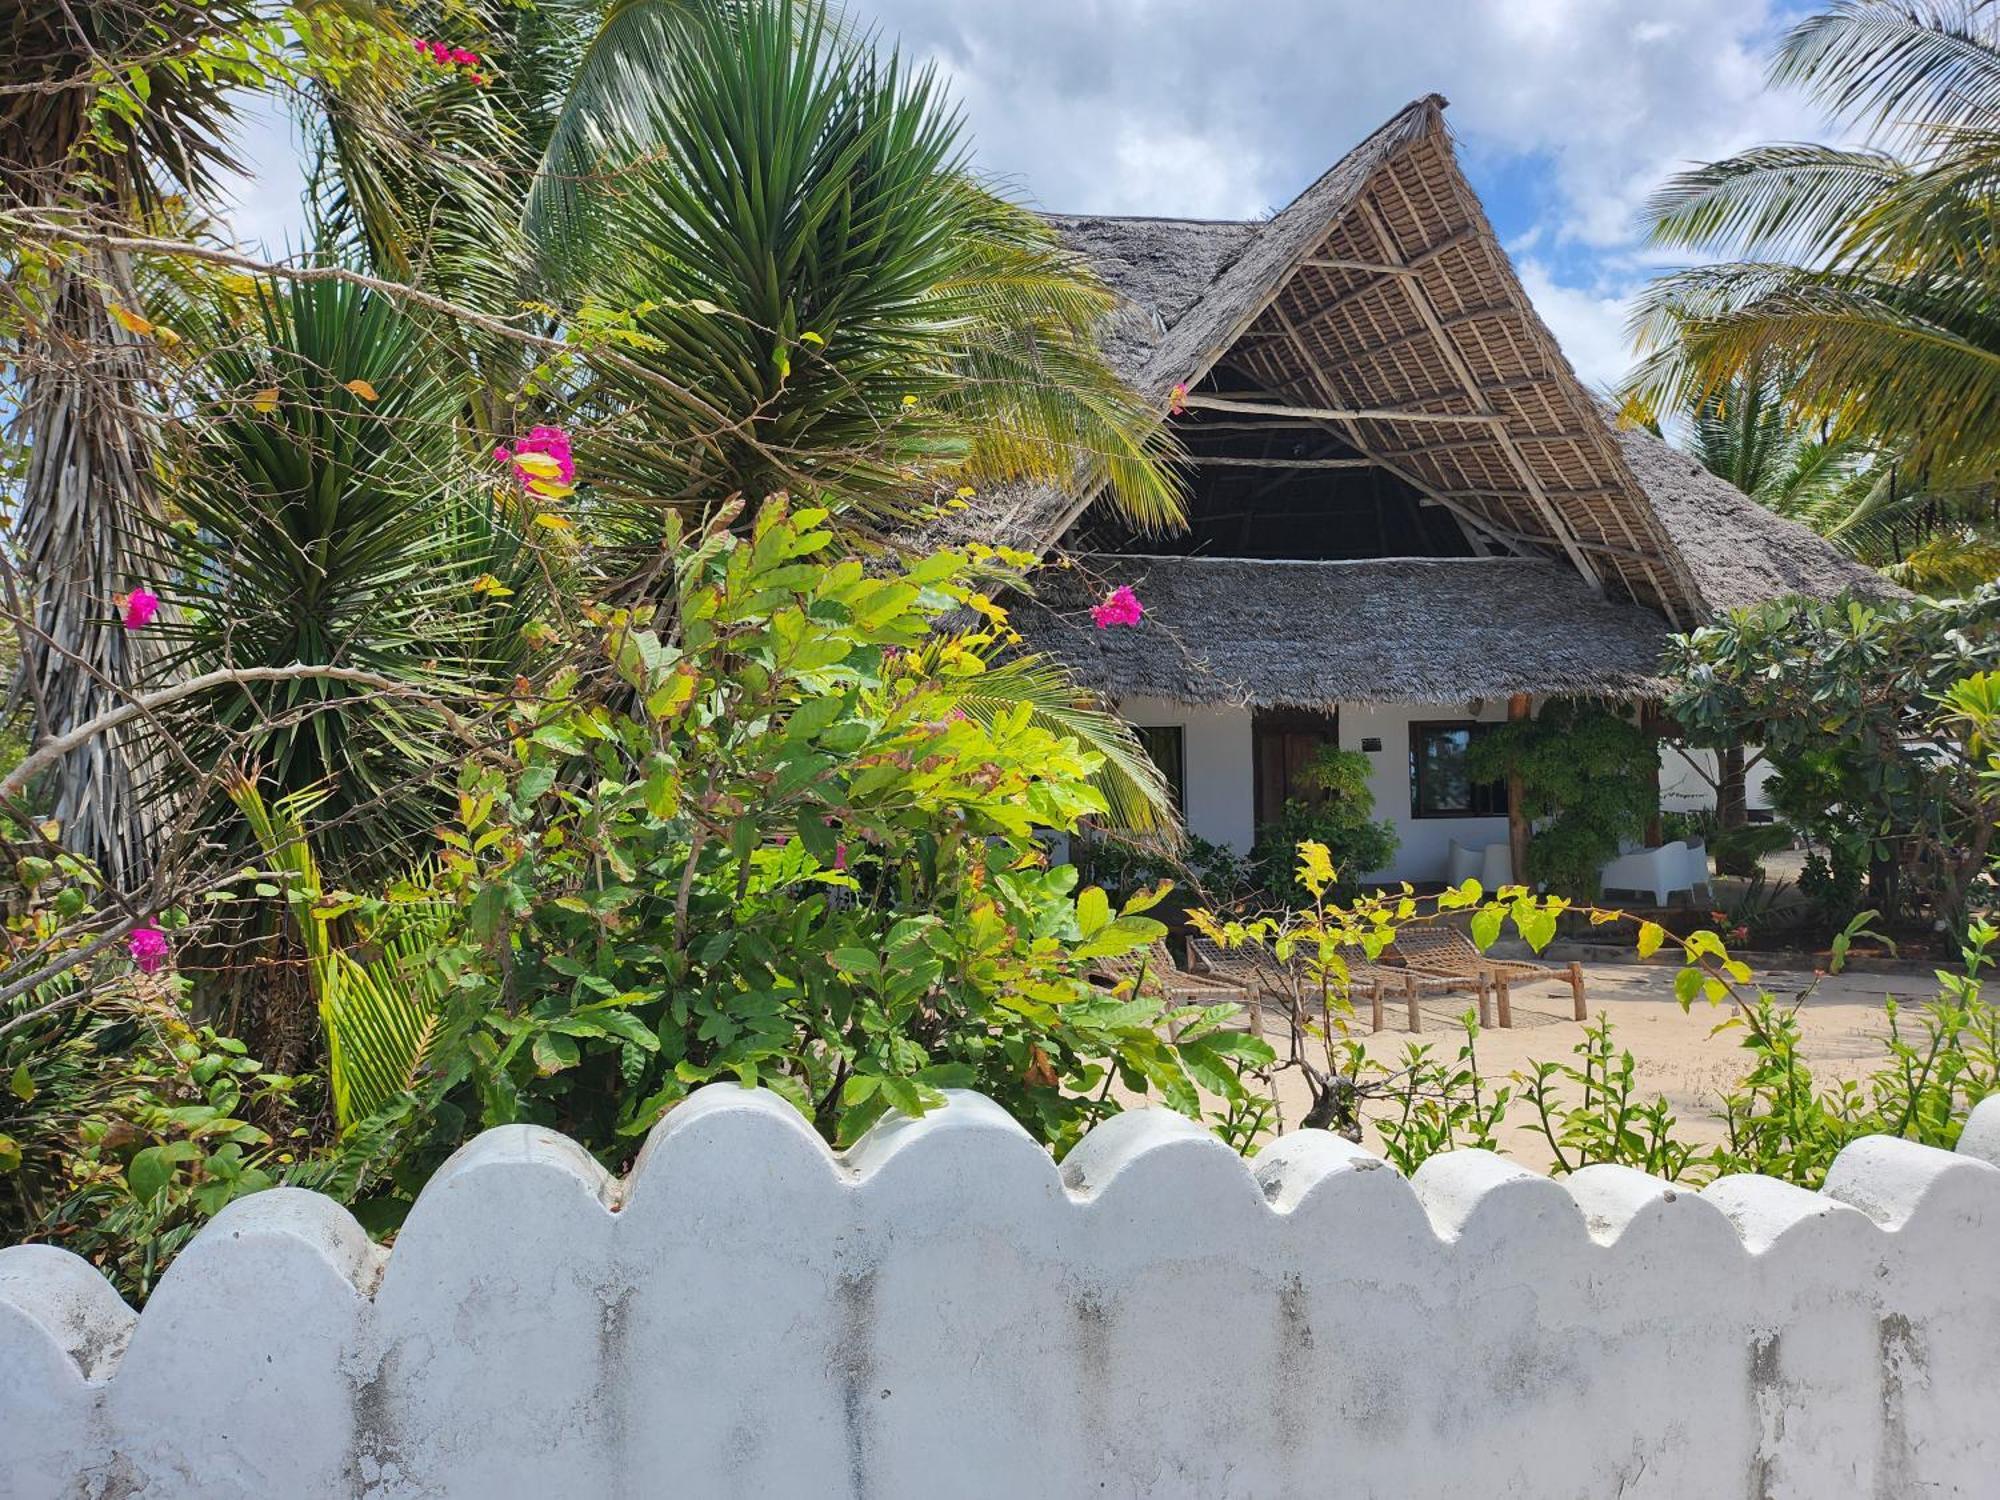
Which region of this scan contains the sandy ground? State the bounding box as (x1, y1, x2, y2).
(1224, 957, 1944, 1173)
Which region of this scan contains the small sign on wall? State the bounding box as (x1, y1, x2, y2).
(1360, 736, 1383, 752)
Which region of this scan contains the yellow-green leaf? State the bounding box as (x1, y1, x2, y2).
(1636, 921, 1665, 960)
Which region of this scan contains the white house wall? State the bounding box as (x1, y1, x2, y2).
(1115, 695, 1511, 885)
(1659, 743, 1777, 813)
(1345, 699, 1511, 884)
(1117, 696, 1257, 854)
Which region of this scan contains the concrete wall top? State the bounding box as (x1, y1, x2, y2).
(5, 1088, 1999, 1499)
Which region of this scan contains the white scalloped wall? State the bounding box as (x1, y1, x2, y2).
(4, 1088, 1999, 1499)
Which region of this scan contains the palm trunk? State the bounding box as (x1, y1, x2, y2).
(9, 252, 168, 887)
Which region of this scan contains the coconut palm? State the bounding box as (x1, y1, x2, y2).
(2, 1, 260, 884)
(1629, 2, 2000, 490)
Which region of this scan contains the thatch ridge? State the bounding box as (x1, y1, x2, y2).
(1122, 96, 1445, 405)
(1012, 553, 1672, 707)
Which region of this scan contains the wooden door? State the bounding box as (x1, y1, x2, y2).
(1253, 708, 1340, 827)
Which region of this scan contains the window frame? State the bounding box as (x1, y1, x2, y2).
(1408, 719, 1509, 820)
(1132, 723, 1188, 817)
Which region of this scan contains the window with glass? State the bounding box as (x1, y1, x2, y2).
(1133, 724, 1187, 815)
(1409, 721, 1507, 818)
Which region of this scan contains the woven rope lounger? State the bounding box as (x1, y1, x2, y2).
(1188, 937, 1478, 1035)
(1384, 926, 1587, 1028)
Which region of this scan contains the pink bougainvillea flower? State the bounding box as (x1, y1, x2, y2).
(1168, 382, 1189, 416)
(121, 587, 160, 631)
(1090, 585, 1144, 629)
(128, 922, 169, 974)
(834, 842, 848, 872)
(495, 425, 576, 489)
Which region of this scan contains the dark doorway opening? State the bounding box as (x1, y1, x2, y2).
(1253, 708, 1341, 828)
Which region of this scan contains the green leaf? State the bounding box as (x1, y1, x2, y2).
(532, 1031, 581, 1075)
(1075, 886, 1111, 938)
(1470, 906, 1503, 951)
(8, 1064, 33, 1103)
(830, 948, 880, 977)
(127, 1146, 178, 1203)
(641, 755, 682, 819)
(1673, 965, 1706, 1009)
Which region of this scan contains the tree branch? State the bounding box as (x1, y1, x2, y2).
(0, 664, 451, 805)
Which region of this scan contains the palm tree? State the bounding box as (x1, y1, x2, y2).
(1628, 0, 2000, 589)
(2, 2, 258, 885)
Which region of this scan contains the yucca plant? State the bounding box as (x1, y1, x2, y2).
(532, 0, 1181, 534)
(155, 273, 542, 881)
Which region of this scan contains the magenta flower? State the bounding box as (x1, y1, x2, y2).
(834, 842, 848, 872)
(1168, 382, 1189, 416)
(128, 922, 169, 974)
(495, 425, 576, 488)
(1090, 585, 1144, 629)
(122, 588, 159, 631)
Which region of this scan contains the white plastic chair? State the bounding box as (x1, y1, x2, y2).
(1446, 839, 1483, 886)
(1680, 840, 1711, 899)
(1598, 840, 1691, 906)
(1478, 841, 1513, 889)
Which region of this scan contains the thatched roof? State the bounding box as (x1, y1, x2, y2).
(983, 94, 1892, 625)
(1012, 555, 1673, 707)
(1038, 215, 1260, 384)
(1609, 422, 1904, 610)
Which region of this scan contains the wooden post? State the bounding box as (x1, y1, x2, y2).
(1495, 974, 1513, 1029)
(1506, 693, 1533, 887)
(1567, 962, 1588, 1022)
(1370, 980, 1384, 1034)
(1476, 972, 1492, 1029)
(1641, 703, 1666, 847)
(1405, 973, 1423, 1033)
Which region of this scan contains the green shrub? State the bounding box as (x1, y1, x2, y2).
(1249, 747, 1398, 901)
(1465, 699, 1656, 896)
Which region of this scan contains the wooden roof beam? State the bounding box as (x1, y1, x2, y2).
(1189, 455, 1378, 470)
(1353, 196, 1604, 594)
(1302, 226, 1476, 277)
(1179, 393, 1501, 427)
(1259, 305, 1544, 564)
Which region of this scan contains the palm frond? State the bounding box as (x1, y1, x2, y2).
(1777, 1, 2000, 148)
(519, 0, 707, 269)
(227, 776, 450, 1132)
(940, 653, 1179, 840)
(1644, 144, 1907, 261)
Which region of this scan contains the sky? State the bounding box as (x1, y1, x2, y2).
(217, 0, 1832, 391)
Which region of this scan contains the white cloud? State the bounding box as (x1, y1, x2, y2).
(860, 0, 1830, 376)
(218, 1, 1833, 380)
(1514, 259, 1639, 392)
